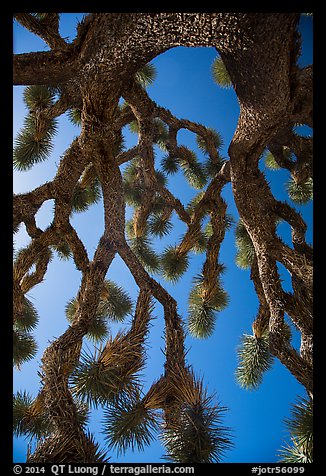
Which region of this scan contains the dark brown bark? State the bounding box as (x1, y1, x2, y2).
(13, 12, 312, 462)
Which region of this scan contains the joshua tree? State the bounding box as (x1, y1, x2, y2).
(13, 13, 312, 462)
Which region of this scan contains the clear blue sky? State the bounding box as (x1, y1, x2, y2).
(13, 14, 313, 463)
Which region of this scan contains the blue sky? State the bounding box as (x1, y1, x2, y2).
(13, 14, 313, 463)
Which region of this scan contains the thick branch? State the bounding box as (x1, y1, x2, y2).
(13, 51, 76, 86)
(14, 13, 68, 51)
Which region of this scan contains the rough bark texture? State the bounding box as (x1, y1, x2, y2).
(13, 13, 313, 462)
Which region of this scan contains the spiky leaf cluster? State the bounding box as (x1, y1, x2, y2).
(65, 280, 133, 342)
(13, 329, 38, 369)
(71, 181, 102, 213)
(196, 128, 224, 153)
(130, 118, 169, 151)
(70, 313, 149, 407)
(13, 391, 50, 439)
(148, 213, 173, 238)
(161, 147, 209, 188)
(128, 235, 161, 274)
(67, 108, 82, 126)
(161, 370, 232, 463)
(196, 129, 226, 177)
(235, 220, 255, 269)
(70, 348, 139, 407)
(23, 85, 56, 110)
(264, 151, 282, 170)
(135, 63, 157, 88)
(235, 331, 274, 390)
(187, 274, 229, 339)
(70, 291, 152, 406)
(204, 153, 226, 177)
(278, 438, 312, 463)
(103, 396, 159, 454)
(161, 154, 179, 175)
(13, 390, 90, 442)
(14, 85, 58, 171)
(13, 116, 57, 171)
(15, 297, 39, 332)
(51, 241, 72, 261)
(98, 281, 133, 322)
(278, 396, 313, 463)
(160, 246, 189, 283)
(178, 148, 207, 189)
(286, 176, 313, 204)
(211, 57, 232, 88)
(162, 403, 232, 463)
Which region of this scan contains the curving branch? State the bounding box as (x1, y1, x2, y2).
(14, 13, 68, 51)
(13, 12, 312, 462)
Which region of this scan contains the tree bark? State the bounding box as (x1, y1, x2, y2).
(13, 13, 313, 461)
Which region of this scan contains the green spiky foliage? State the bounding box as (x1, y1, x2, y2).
(264, 151, 282, 170)
(13, 329, 38, 369)
(189, 230, 208, 254)
(103, 394, 159, 455)
(235, 220, 255, 269)
(122, 156, 153, 185)
(123, 181, 143, 207)
(148, 213, 173, 238)
(204, 153, 226, 177)
(128, 235, 161, 273)
(67, 304, 109, 343)
(235, 331, 274, 390)
(211, 57, 232, 88)
(278, 396, 313, 463)
(13, 85, 58, 171)
(128, 120, 139, 134)
(282, 321, 293, 343)
(13, 391, 50, 439)
(13, 116, 57, 171)
(122, 158, 144, 207)
(70, 287, 151, 406)
(186, 191, 205, 215)
(154, 169, 168, 187)
(286, 176, 313, 204)
(98, 280, 133, 322)
(161, 369, 233, 463)
(66, 280, 132, 342)
(14, 297, 39, 332)
(162, 403, 232, 463)
(278, 438, 313, 463)
(161, 154, 179, 175)
(130, 118, 169, 151)
(23, 85, 56, 110)
(285, 397, 313, 447)
(196, 128, 224, 153)
(187, 274, 229, 339)
(161, 148, 208, 188)
(71, 180, 102, 213)
(70, 348, 137, 407)
(14, 388, 92, 443)
(67, 108, 82, 127)
(178, 148, 207, 189)
(196, 127, 225, 177)
(51, 241, 72, 261)
(152, 118, 169, 151)
(28, 427, 108, 463)
(160, 246, 189, 283)
(135, 62, 157, 88)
